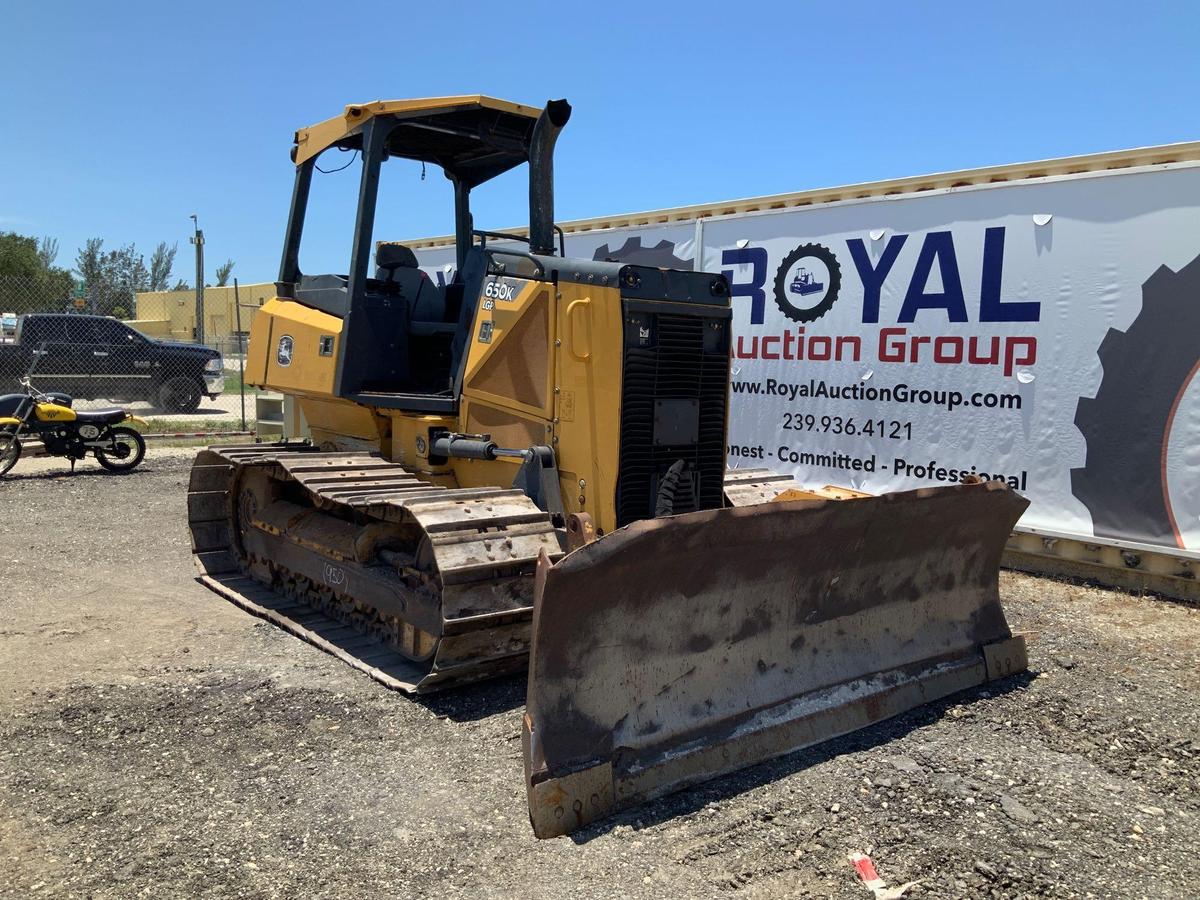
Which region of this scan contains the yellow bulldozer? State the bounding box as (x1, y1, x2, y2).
(187, 96, 1029, 838)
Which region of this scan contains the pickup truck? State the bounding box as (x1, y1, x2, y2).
(0, 313, 224, 413)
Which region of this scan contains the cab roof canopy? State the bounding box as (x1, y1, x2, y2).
(292, 95, 544, 188)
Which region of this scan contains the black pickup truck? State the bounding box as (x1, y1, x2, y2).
(0, 314, 224, 413)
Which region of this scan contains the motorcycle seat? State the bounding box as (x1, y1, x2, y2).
(74, 408, 128, 425)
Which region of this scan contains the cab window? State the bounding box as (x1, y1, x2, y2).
(62, 317, 95, 344)
(91, 319, 142, 344)
(20, 317, 67, 344)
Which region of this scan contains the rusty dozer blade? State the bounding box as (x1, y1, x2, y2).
(522, 480, 1029, 838)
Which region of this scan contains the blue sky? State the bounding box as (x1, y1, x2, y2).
(2, 1, 1196, 283)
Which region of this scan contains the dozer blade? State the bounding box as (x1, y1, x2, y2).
(522, 480, 1029, 838)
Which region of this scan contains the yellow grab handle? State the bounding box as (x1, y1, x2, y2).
(0, 417, 21, 426)
(126, 415, 149, 426)
(566, 298, 591, 361)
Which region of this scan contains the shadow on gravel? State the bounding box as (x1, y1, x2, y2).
(1, 466, 152, 481)
(416, 671, 527, 722)
(566, 670, 1037, 845)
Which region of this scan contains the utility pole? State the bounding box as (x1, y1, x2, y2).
(190, 214, 206, 344)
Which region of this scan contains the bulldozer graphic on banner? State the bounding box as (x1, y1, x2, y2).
(185, 96, 1028, 838)
(790, 266, 824, 296)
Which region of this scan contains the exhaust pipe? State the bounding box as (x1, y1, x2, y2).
(529, 99, 572, 256)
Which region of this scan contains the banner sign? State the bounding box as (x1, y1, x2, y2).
(417, 163, 1200, 553)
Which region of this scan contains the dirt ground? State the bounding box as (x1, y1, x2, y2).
(1, 449, 1196, 899)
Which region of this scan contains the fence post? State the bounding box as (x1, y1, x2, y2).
(234, 278, 246, 431)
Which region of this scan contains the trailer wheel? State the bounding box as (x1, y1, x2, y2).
(157, 376, 203, 414)
(1071, 252, 1200, 547)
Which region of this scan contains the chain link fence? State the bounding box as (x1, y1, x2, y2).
(1, 274, 263, 432)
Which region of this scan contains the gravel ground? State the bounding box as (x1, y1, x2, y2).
(1, 450, 1196, 899)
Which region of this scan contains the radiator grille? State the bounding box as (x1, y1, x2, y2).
(616, 306, 729, 527)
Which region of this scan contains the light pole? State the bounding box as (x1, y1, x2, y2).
(189, 214, 205, 344)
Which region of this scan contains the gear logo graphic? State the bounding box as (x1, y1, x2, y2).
(773, 243, 842, 323)
(1071, 252, 1200, 548)
(593, 237, 694, 270)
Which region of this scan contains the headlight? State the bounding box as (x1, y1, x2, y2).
(204, 356, 223, 373)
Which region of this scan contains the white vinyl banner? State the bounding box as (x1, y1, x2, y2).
(417, 163, 1200, 553)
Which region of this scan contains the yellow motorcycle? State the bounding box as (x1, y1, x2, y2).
(0, 376, 147, 476)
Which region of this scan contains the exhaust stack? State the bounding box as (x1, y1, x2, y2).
(529, 99, 572, 256)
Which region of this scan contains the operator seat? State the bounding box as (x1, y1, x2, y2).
(375, 243, 448, 326)
(373, 244, 459, 394)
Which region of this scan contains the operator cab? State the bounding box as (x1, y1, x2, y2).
(277, 96, 571, 413)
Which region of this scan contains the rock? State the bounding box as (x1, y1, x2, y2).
(1136, 806, 1165, 817)
(1000, 795, 1037, 824)
(975, 861, 1000, 880)
(1055, 656, 1076, 670)
(888, 756, 925, 776)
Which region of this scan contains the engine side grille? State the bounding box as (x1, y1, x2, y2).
(616, 303, 730, 528)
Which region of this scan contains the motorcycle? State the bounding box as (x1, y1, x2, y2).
(0, 376, 148, 476)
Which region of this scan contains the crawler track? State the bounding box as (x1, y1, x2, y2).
(187, 444, 564, 691)
(187, 445, 813, 692)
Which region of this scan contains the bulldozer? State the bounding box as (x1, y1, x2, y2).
(187, 96, 1030, 839)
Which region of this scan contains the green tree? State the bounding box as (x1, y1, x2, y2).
(171, 278, 189, 291)
(0, 232, 43, 278)
(215, 258, 235, 286)
(37, 236, 58, 269)
(0, 232, 77, 313)
(75, 237, 105, 287)
(74, 238, 150, 317)
(149, 241, 177, 291)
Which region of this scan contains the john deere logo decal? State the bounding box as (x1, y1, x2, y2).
(774, 242, 842, 323)
(276, 335, 294, 367)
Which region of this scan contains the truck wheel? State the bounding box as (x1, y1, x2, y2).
(157, 376, 203, 413)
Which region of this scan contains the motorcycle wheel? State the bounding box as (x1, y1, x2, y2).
(0, 433, 20, 477)
(95, 426, 146, 473)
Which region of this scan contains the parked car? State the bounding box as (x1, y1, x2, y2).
(0, 314, 224, 413)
